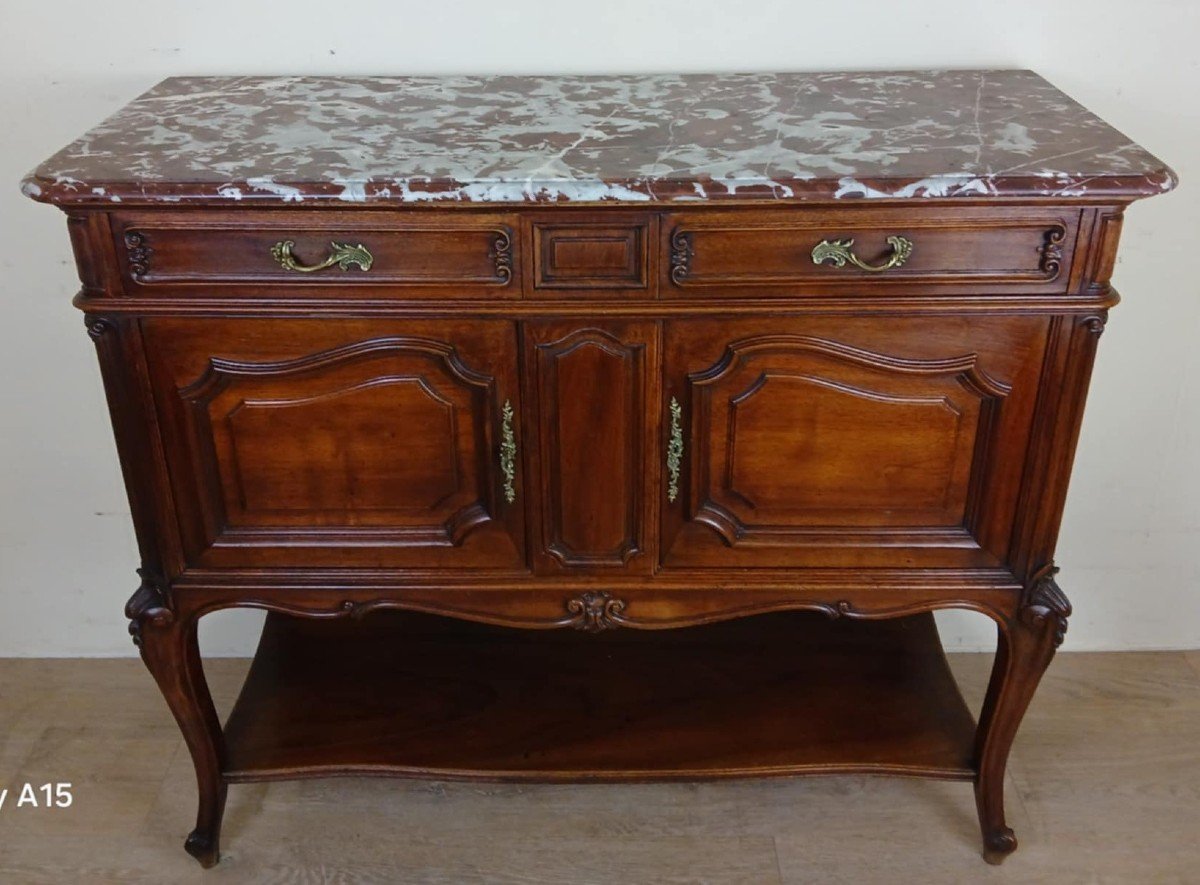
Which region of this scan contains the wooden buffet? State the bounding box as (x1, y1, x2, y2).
(21, 70, 1174, 867)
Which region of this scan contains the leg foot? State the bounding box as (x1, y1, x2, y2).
(128, 573, 228, 867)
(981, 826, 1018, 864)
(183, 778, 227, 868)
(185, 827, 221, 869)
(972, 568, 1070, 863)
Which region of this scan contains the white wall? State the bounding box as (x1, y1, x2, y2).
(0, 0, 1196, 656)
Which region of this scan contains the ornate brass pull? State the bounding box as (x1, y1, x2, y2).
(811, 235, 913, 272)
(666, 396, 684, 503)
(499, 399, 517, 504)
(270, 240, 374, 273)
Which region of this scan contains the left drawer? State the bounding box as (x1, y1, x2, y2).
(111, 211, 518, 298)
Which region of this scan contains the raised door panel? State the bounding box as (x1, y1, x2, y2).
(143, 318, 525, 570)
(524, 321, 659, 574)
(662, 316, 1049, 569)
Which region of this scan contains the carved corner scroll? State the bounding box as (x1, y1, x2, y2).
(123, 230, 152, 278)
(1020, 564, 1072, 647)
(84, 315, 114, 341)
(565, 591, 628, 633)
(125, 568, 175, 647)
(1083, 313, 1107, 337)
(489, 229, 514, 284)
(1037, 224, 1066, 277)
(669, 229, 693, 283)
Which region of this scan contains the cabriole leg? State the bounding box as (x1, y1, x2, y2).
(127, 571, 227, 868)
(973, 570, 1071, 864)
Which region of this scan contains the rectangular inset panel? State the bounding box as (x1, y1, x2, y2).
(143, 317, 527, 570)
(534, 224, 647, 289)
(662, 316, 1050, 569)
(524, 320, 659, 573)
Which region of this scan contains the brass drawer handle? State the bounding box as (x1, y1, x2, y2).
(811, 235, 913, 272)
(499, 399, 517, 504)
(666, 396, 684, 503)
(270, 240, 374, 273)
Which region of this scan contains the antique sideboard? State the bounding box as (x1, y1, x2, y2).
(22, 71, 1174, 867)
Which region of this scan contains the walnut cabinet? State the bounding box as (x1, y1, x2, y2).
(23, 71, 1174, 868)
(140, 311, 1048, 577)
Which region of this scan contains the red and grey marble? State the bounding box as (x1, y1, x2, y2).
(21, 70, 1176, 206)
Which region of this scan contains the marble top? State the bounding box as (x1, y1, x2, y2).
(22, 70, 1175, 207)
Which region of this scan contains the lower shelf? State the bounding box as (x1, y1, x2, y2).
(222, 609, 978, 782)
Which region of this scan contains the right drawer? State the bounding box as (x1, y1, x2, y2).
(663, 207, 1081, 297)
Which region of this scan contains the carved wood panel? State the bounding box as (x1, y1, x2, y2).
(662, 317, 1049, 569)
(524, 321, 659, 573)
(661, 206, 1081, 298)
(110, 210, 518, 298)
(143, 318, 525, 570)
(533, 223, 647, 290)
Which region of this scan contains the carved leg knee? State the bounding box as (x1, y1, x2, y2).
(973, 568, 1070, 864)
(128, 571, 227, 868)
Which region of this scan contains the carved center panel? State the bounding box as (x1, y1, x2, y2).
(528, 322, 656, 571)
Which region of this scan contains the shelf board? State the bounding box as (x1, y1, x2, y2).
(223, 610, 978, 782)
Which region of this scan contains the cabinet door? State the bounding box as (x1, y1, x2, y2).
(523, 321, 659, 574)
(662, 316, 1049, 569)
(144, 318, 525, 570)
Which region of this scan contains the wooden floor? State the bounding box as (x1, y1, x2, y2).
(1, 650, 1198, 884)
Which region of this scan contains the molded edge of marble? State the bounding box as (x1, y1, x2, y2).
(18, 166, 1179, 208)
